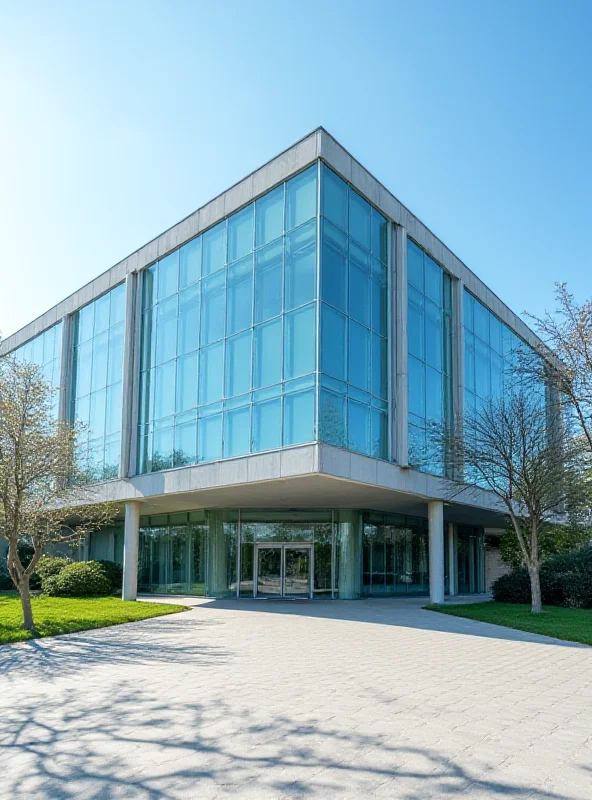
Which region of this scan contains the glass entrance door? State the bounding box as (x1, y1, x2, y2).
(255, 544, 312, 598)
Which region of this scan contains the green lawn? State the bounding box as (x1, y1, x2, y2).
(425, 602, 592, 646)
(0, 593, 188, 646)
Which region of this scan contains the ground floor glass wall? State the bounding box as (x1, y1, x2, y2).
(89, 509, 485, 598)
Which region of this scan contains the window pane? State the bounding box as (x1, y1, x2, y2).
(227, 255, 253, 334)
(475, 337, 491, 397)
(225, 330, 251, 397)
(465, 331, 475, 392)
(474, 299, 490, 343)
(349, 243, 370, 326)
(284, 304, 315, 380)
(490, 315, 503, 354)
(154, 360, 176, 420)
(94, 294, 110, 335)
(107, 322, 124, 385)
(253, 319, 282, 388)
(110, 285, 126, 325)
(372, 334, 387, 399)
(425, 367, 442, 423)
(285, 219, 316, 310)
(252, 397, 281, 452)
(158, 252, 179, 301)
(408, 356, 425, 419)
(91, 331, 109, 391)
(199, 341, 224, 405)
(89, 389, 107, 441)
(105, 383, 122, 437)
(371, 209, 387, 264)
(228, 205, 253, 263)
(348, 321, 370, 391)
(153, 427, 174, 470)
(75, 341, 92, 397)
(286, 165, 317, 231)
(142, 266, 156, 311)
(321, 305, 346, 381)
(321, 219, 347, 311)
(200, 271, 226, 345)
(407, 240, 424, 292)
(202, 221, 226, 277)
(175, 285, 199, 355)
(156, 295, 178, 364)
(348, 400, 370, 454)
(349, 190, 371, 250)
(176, 352, 198, 413)
(283, 389, 314, 445)
(371, 258, 387, 336)
(371, 408, 387, 459)
(424, 256, 442, 306)
(320, 389, 346, 447)
(425, 300, 442, 371)
(255, 240, 282, 322)
(322, 165, 348, 231)
(224, 406, 250, 457)
(180, 238, 201, 288)
(198, 414, 222, 462)
(175, 420, 197, 466)
(255, 185, 284, 247)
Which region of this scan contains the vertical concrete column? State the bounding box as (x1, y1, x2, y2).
(447, 522, 456, 596)
(58, 314, 72, 423)
(395, 226, 408, 466)
(206, 511, 229, 597)
(337, 510, 362, 599)
(120, 271, 139, 478)
(122, 501, 140, 601)
(451, 278, 465, 480)
(428, 500, 445, 604)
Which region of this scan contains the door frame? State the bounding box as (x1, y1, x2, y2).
(253, 543, 314, 599)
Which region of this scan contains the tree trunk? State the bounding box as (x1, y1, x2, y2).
(528, 564, 543, 614)
(18, 578, 36, 632)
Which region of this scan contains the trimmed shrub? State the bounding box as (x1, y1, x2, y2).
(35, 555, 72, 582)
(42, 561, 111, 597)
(492, 545, 592, 608)
(96, 560, 123, 592)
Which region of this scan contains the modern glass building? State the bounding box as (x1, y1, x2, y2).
(1, 128, 548, 602)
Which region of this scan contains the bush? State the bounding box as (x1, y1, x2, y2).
(96, 560, 123, 592)
(42, 561, 111, 597)
(35, 555, 72, 582)
(492, 545, 592, 608)
(0, 559, 14, 591)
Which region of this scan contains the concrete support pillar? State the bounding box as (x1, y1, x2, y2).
(206, 511, 230, 597)
(395, 226, 409, 466)
(447, 522, 456, 597)
(58, 314, 72, 423)
(120, 271, 139, 478)
(122, 501, 140, 601)
(428, 500, 445, 604)
(337, 510, 361, 599)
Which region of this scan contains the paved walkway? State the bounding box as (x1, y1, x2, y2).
(1, 598, 590, 799)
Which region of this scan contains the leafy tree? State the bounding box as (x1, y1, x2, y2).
(0, 356, 117, 631)
(499, 522, 591, 568)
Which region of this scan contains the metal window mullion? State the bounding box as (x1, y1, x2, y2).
(315, 159, 322, 441)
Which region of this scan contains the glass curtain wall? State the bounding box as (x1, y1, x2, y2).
(12, 323, 63, 418)
(319, 165, 389, 459)
(70, 284, 126, 481)
(362, 512, 429, 595)
(407, 240, 452, 474)
(456, 525, 485, 594)
(138, 165, 318, 473)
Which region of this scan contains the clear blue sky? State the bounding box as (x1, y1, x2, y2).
(1, 0, 591, 338)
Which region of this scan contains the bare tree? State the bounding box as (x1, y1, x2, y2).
(0, 357, 117, 631)
(525, 283, 592, 451)
(440, 391, 589, 614)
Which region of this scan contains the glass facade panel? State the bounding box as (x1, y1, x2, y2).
(406, 241, 452, 475)
(318, 165, 388, 459)
(12, 322, 63, 419)
(138, 166, 319, 471)
(362, 514, 429, 596)
(70, 285, 125, 481)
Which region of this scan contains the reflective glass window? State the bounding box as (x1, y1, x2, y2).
(252, 396, 281, 452)
(176, 352, 198, 413)
(320, 390, 346, 448)
(199, 341, 224, 405)
(158, 252, 179, 301)
(283, 388, 314, 445)
(253, 319, 282, 388)
(348, 321, 370, 391)
(322, 165, 348, 231)
(202, 221, 226, 277)
(156, 296, 178, 364)
(255, 185, 284, 247)
(226, 331, 251, 398)
(198, 413, 222, 461)
(200, 272, 226, 344)
(286, 165, 317, 231)
(175, 419, 197, 466)
(321, 220, 348, 311)
(177, 285, 200, 355)
(349, 190, 371, 250)
(371, 209, 388, 264)
(180, 238, 201, 288)
(224, 405, 250, 457)
(226, 256, 252, 335)
(407, 240, 424, 292)
(349, 243, 370, 326)
(284, 304, 315, 380)
(228, 205, 253, 263)
(348, 400, 369, 454)
(321, 305, 346, 381)
(255, 240, 282, 322)
(285, 220, 316, 310)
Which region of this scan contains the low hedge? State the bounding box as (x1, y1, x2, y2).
(35, 555, 72, 581)
(96, 560, 123, 591)
(42, 561, 111, 597)
(492, 545, 592, 608)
